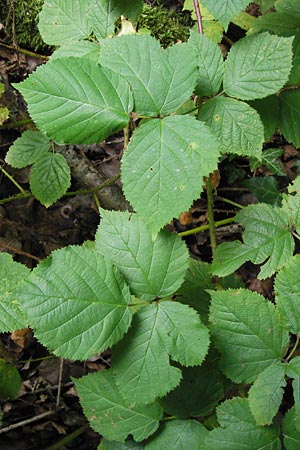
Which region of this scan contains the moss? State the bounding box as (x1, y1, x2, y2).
(0, 0, 51, 52)
(137, 4, 194, 47)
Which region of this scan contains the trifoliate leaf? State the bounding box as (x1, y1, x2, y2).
(199, 0, 251, 29)
(198, 97, 264, 158)
(275, 254, 300, 334)
(0, 253, 29, 332)
(38, 0, 91, 45)
(205, 398, 281, 449)
(30, 153, 71, 207)
(0, 360, 21, 400)
(51, 41, 101, 61)
(100, 35, 198, 116)
(283, 407, 300, 450)
(161, 356, 224, 418)
(16, 246, 132, 360)
(113, 302, 209, 405)
(248, 363, 286, 425)
(279, 90, 300, 147)
(188, 31, 224, 96)
(145, 419, 208, 450)
(122, 115, 220, 233)
(211, 203, 294, 279)
(243, 176, 281, 205)
(75, 370, 162, 442)
(5, 131, 50, 168)
(96, 210, 189, 300)
(281, 176, 300, 234)
(224, 32, 293, 100)
(99, 440, 143, 450)
(14, 58, 133, 144)
(249, 95, 280, 141)
(209, 289, 289, 383)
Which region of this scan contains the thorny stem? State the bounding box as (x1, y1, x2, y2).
(0, 165, 27, 194)
(178, 216, 236, 237)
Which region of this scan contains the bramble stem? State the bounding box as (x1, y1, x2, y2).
(0, 166, 27, 194)
(217, 196, 244, 210)
(206, 177, 217, 258)
(285, 334, 300, 362)
(178, 216, 235, 237)
(193, 0, 203, 34)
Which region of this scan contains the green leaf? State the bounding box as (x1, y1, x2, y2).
(212, 203, 294, 279)
(188, 31, 224, 96)
(199, 0, 251, 29)
(184, 1, 224, 43)
(279, 90, 300, 147)
(249, 12, 300, 37)
(5, 131, 50, 168)
(209, 289, 289, 383)
(113, 301, 209, 405)
(14, 57, 133, 144)
(275, 254, 300, 334)
(198, 97, 264, 158)
(283, 407, 300, 450)
(248, 363, 286, 425)
(224, 32, 293, 100)
(288, 31, 300, 85)
(161, 356, 224, 418)
(17, 246, 132, 360)
(286, 357, 300, 378)
(145, 419, 208, 450)
(0, 253, 30, 332)
(75, 370, 162, 442)
(29, 152, 71, 207)
(250, 148, 284, 176)
(51, 41, 101, 61)
(205, 398, 281, 449)
(38, 0, 91, 45)
(122, 115, 220, 233)
(281, 177, 300, 234)
(99, 440, 143, 450)
(100, 35, 198, 116)
(95, 210, 189, 301)
(276, 0, 300, 16)
(0, 360, 21, 400)
(249, 95, 280, 141)
(243, 176, 281, 205)
(88, 0, 142, 41)
(0, 107, 9, 125)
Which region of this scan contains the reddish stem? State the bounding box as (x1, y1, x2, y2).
(193, 0, 203, 34)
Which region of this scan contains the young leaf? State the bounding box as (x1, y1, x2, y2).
(14, 58, 133, 144)
(0, 360, 21, 400)
(145, 419, 208, 450)
(224, 32, 293, 100)
(113, 302, 209, 405)
(212, 203, 294, 279)
(249, 95, 280, 141)
(275, 254, 300, 334)
(16, 246, 132, 360)
(96, 210, 189, 300)
(5, 131, 50, 168)
(279, 90, 300, 147)
(283, 407, 300, 450)
(30, 153, 71, 207)
(74, 370, 163, 442)
(188, 31, 224, 96)
(248, 363, 286, 425)
(205, 398, 281, 449)
(199, 0, 251, 30)
(209, 289, 289, 383)
(38, 0, 91, 45)
(100, 35, 198, 116)
(0, 253, 30, 332)
(122, 115, 220, 233)
(198, 97, 264, 158)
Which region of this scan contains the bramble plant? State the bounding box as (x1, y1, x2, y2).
(1, 0, 300, 448)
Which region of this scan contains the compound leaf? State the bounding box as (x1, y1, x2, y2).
(205, 398, 281, 449)
(30, 153, 71, 207)
(145, 419, 208, 450)
(224, 32, 293, 100)
(188, 31, 224, 96)
(200, 0, 251, 29)
(0, 253, 29, 332)
(75, 370, 163, 442)
(100, 35, 198, 116)
(248, 363, 286, 425)
(209, 289, 289, 383)
(279, 90, 300, 147)
(122, 115, 220, 233)
(275, 254, 300, 334)
(14, 57, 133, 144)
(38, 0, 91, 45)
(96, 210, 189, 300)
(198, 97, 264, 158)
(113, 301, 209, 405)
(16, 246, 132, 360)
(5, 131, 50, 168)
